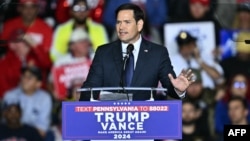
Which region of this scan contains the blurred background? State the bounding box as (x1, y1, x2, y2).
(0, 0, 250, 141)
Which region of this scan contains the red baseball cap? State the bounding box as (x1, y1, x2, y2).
(19, 0, 39, 5)
(189, 0, 210, 6)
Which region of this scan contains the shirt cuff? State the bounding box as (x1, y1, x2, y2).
(174, 88, 186, 99)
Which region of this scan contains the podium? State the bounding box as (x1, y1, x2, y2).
(62, 87, 182, 140)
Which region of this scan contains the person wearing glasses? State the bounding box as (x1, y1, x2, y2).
(228, 96, 249, 126)
(214, 73, 250, 140)
(50, 0, 109, 62)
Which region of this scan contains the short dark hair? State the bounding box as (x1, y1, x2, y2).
(182, 99, 200, 110)
(2, 102, 22, 113)
(21, 66, 43, 81)
(115, 3, 145, 22)
(228, 96, 248, 109)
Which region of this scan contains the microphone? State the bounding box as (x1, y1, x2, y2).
(127, 44, 134, 55)
(123, 44, 134, 70)
(119, 44, 134, 101)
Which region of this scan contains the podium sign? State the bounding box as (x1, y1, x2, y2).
(62, 101, 182, 140)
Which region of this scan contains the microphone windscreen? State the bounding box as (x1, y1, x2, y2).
(127, 44, 134, 54)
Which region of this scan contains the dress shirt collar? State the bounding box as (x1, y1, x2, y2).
(121, 35, 142, 68)
(121, 35, 142, 55)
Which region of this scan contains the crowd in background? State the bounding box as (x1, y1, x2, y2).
(0, 0, 250, 141)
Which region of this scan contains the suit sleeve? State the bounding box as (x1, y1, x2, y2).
(158, 47, 180, 99)
(79, 47, 104, 101)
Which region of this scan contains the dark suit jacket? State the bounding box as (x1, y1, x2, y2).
(79, 38, 180, 101)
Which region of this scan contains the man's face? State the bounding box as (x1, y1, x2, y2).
(9, 40, 30, 57)
(182, 103, 198, 125)
(179, 42, 196, 58)
(70, 40, 90, 57)
(21, 71, 40, 92)
(228, 100, 248, 124)
(189, 3, 209, 19)
(71, 2, 89, 24)
(4, 105, 21, 125)
(116, 10, 143, 43)
(19, 3, 38, 22)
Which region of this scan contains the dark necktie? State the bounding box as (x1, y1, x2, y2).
(124, 44, 134, 87)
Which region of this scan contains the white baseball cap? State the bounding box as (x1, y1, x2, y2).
(70, 28, 90, 42)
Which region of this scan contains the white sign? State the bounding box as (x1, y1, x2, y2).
(164, 21, 216, 57)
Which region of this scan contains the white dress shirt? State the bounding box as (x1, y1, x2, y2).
(121, 35, 142, 69)
(120, 35, 185, 98)
(170, 53, 224, 89)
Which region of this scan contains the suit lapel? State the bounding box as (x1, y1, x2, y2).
(132, 38, 151, 85)
(112, 40, 123, 77)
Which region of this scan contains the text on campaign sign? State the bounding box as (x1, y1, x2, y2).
(62, 101, 182, 140)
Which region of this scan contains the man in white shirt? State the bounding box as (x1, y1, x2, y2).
(170, 31, 224, 89)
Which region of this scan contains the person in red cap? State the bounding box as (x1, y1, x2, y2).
(0, 29, 28, 99)
(188, 0, 221, 46)
(189, 0, 214, 22)
(0, 28, 50, 99)
(169, 0, 221, 61)
(0, 0, 53, 96)
(189, 0, 211, 19)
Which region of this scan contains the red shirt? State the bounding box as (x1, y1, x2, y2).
(0, 51, 22, 99)
(0, 17, 53, 98)
(1, 17, 52, 52)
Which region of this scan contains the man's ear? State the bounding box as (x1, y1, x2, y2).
(244, 108, 249, 117)
(137, 19, 144, 32)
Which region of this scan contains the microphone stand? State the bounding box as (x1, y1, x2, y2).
(119, 53, 130, 101)
(119, 44, 134, 101)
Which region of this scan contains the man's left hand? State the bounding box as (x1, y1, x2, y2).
(168, 69, 195, 94)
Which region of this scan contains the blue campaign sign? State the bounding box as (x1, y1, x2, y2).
(219, 29, 239, 60)
(62, 100, 182, 140)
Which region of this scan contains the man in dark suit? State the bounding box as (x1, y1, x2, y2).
(79, 3, 195, 101)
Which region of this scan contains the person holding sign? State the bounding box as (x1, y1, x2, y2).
(170, 30, 224, 89)
(80, 3, 195, 101)
(49, 28, 93, 100)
